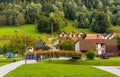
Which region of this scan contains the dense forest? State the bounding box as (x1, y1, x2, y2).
(0, 0, 120, 33)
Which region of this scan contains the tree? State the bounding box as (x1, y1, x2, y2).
(42, 2, 55, 16)
(1, 3, 25, 26)
(37, 12, 66, 33)
(117, 36, 120, 50)
(61, 40, 74, 50)
(25, 2, 42, 24)
(90, 12, 111, 33)
(1, 44, 9, 54)
(9, 35, 24, 54)
(37, 16, 50, 33)
(63, 2, 77, 20)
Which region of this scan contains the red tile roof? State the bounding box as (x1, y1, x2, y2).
(85, 34, 103, 39)
(60, 37, 78, 44)
(68, 37, 78, 43)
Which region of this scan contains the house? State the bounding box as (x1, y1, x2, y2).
(68, 37, 80, 51)
(85, 34, 103, 39)
(77, 32, 84, 37)
(60, 37, 80, 51)
(34, 41, 44, 53)
(102, 33, 116, 39)
(59, 31, 67, 38)
(68, 31, 76, 37)
(85, 33, 116, 40)
(80, 39, 118, 56)
(59, 32, 118, 56)
(35, 42, 44, 48)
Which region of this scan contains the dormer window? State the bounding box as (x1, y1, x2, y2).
(96, 35, 99, 38)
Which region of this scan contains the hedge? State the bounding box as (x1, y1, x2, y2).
(37, 51, 81, 59)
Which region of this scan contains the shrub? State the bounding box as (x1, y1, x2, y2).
(86, 50, 96, 60)
(37, 51, 81, 58)
(61, 40, 74, 50)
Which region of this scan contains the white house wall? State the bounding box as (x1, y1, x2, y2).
(75, 41, 80, 52)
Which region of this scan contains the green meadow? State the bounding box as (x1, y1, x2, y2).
(4, 62, 117, 77)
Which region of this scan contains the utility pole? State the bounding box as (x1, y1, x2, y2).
(50, 12, 54, 36)
(24, 25, 27, 64)
(51, 20, 53, 36)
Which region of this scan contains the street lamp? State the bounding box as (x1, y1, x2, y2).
(24, 25, 27, 64)
(15, 26, 26, 64)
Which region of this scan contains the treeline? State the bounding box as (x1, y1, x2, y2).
(0, 0, 120, 33)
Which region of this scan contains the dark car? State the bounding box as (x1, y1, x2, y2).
(101, 53, 109, 59)
(71, 56, 81, 60)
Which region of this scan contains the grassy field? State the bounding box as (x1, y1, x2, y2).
(62, 20, 95, 33)
(62, 25, 95, 33)
(0, 24, 51, 46)
(0, 24, 95, 46)
(0, 58, 21, 66)
(108, 26, 120, 33)
(0, 24, 52, 36)
(43, 56, 120, 66)
(4, 62, 117, 77)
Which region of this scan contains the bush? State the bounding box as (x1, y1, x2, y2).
(86, 50, 96, 60)
(61, 40, 74, 50)
(37, 51, 81, 58)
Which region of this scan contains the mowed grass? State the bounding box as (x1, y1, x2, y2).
(4, 62, 117, 77)
(44, 57, 120, 66)
(0, 58, 21, 66)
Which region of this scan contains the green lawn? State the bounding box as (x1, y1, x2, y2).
(0, 58, 21, 66)
(44, 56, 120, 66)
(4, 62, 117, 77)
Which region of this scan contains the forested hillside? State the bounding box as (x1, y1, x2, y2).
(0, 0, 120, 33)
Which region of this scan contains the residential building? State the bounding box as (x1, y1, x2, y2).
(59, 31, 67, 38)
(80, 39, 118, 56)
(59, 32, 118, 56)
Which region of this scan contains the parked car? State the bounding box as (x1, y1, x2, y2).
(6, 52, 14, 58)
(71, 56, 81, 60)
(100, 53, 109, 59)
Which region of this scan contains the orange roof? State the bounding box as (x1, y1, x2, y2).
(60, 37, 78, 44)
(34, 49, 42, 54)
(85, 34, 103, 39)
(68, 37, 78, 43)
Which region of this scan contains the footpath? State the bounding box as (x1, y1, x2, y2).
(0, 60, 37, 77)
(94, 66, 120, 77)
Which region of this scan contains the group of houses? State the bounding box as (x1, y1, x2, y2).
(59, 31, 118, 56)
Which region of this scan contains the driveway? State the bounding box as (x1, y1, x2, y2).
(94, 66, 120, 77)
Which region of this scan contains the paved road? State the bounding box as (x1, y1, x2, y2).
(0, 60, 37, 77)
(48, 37, 59, 51)
(94, 66, 120, 77)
